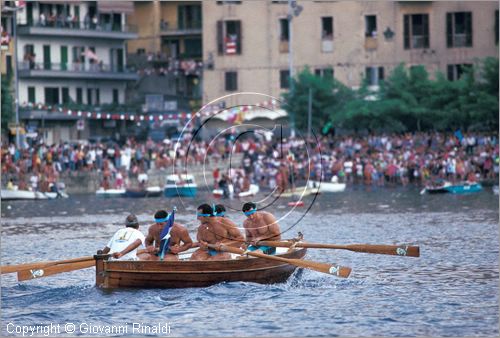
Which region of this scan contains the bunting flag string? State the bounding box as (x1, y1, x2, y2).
(19, 98, 280, 123)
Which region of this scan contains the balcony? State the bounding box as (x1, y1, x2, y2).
(364, 37, 378, 50)
(279, 40, 289, 53)
(18, 62, 138, 81)
(321, 39, 333, 53)
(451, 34, 471, 48)
(17, 19, 138, 40)
(160, 21, 202, 37)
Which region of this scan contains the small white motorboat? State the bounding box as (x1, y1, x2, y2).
(1, 188, 69, 200)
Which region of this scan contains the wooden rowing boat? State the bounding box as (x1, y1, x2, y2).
(94, 247, 307, 289)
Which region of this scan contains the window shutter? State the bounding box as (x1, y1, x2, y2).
(403, 15, 410, 49)
(423, 14, 429, 48)
(217, 21, 224, 55)
(236, 20, 242, 54)
(446, 13, 453, 48)
(465, 12, 472, 47)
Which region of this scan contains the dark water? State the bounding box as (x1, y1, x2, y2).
(1, 186, 498, 337)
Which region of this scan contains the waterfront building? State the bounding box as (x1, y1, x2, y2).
(202, 1, 499, 109)
(14, 1, 138, 144)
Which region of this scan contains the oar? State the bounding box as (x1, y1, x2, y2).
(17, 260, 95, 281)
(257, 241, 420, 257)
(209, 244, 351, 278)
(1, 256, 94, 274)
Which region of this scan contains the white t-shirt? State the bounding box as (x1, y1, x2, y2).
(106, 228, 145, 261)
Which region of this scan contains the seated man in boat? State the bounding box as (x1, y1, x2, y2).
(139, 210, 193, 261)
(102, 214, 145, 260)
(242, 202, 281, 255)
(190, 204, 239, 261)
(213, 204, 245, 245)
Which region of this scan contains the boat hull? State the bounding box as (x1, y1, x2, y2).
(1, 189, 69, 200)
(308, 181, 346, 193)
(95, 248, 306, 289)
(425, 183, 482, 194)
(164, 186, 197, 197)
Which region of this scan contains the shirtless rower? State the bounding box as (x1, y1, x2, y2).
(213, 204, 244, 246)
(242, 202, 281, 255)
(138, 210, 193, 261)
(190, 204, 242, 260)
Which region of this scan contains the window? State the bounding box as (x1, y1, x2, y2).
(496, 11, 498, 44)
(137, 48, 145, 55)
(178, 4, 202, 30)
(216, 1, 241, 4)
(404, 14, 429, 49)
(447, 64, 472, 81)
(113, 89, 119, 104)
(76, 88, 82, 104)
(62, 87, 70, 104)
(322, 17, 333, 40)
(279, 18, 289, 41)
(315, 68, 334, 79)
(225, 71, 237, 91)
(365, 66, 385, 86)
(184, 38, 202, 58)
(43, 45, 51, 70)
(44, 87, 59, 105)
(365, 15, 377, 37)
(87, 88, 92, 105)
(217, 20, 242, 55)
(95, 89, 100, 105)
(280, 70, 290, 89)
(28, 87, 35, 103)
(446, 12, 472, 48)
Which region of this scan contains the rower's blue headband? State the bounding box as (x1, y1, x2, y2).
(197, 213, 212, 217)
(217, 212, 225, 217)
(244, 209, 257, 216)
(155, 215, 169, 223)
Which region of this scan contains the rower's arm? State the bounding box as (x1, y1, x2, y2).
(174, 227, 194, 253)
(113, 239, 142, 259)
(145, 226, 155, 247)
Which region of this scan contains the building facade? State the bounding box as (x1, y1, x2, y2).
(202, 1, 499, 108)
(14, 1, 138, 144)
(126, 1, 202, 114)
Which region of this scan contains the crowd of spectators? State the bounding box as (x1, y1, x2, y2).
(1, 132, 498, 193)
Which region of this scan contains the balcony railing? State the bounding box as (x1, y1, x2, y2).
(20, 61, 133, 73)
(17, 18, 137, 39)
(18, 61, 138, 80)
(159, 21, 202, 35)
(452, 34, 471, 47)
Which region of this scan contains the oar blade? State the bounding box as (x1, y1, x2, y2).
(17, 260, 95, 281)
(349, 244, 420, 257)
(289, 258, 351, 278)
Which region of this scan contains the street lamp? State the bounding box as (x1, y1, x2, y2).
(287, 0, 303, 138)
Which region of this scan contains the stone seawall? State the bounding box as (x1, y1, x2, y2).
(62, 154, 243, 194)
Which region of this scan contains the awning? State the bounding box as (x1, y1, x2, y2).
(98, 1, 134, 14)
(9, 127, 26, 135)
(210, 108, 288, 122)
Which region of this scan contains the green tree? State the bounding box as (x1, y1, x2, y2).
(282, 67, 354, 132)
(1, 75, 14, 133)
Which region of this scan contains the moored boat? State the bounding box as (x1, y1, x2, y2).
(124, 186, 162, 198)
(307, 181, 346, 193)
(423, 181, 482, 194)
(94, 247, 306, 289)
(164, 174, 197, 197)
(95, 188, 126, 198)
(1, 188, 69, 200)
(213, 184, 257, 198)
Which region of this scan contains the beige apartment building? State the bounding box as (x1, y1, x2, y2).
(202, 0, 499, 108)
